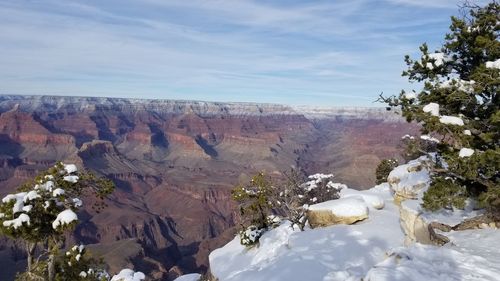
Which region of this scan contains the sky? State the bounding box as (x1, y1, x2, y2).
(0, 0, 477, 106)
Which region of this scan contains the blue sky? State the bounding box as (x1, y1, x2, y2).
(0, 0, 474, 106)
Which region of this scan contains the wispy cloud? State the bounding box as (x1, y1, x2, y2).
(0, 0, 464, 106)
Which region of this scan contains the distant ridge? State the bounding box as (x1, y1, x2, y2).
(0, 95, 402, 121)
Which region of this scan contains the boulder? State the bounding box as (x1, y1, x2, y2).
(308, 197, 369, 228)
(387, 157, 431, 199)
(340, 188, 385, 210)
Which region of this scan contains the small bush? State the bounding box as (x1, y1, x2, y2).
(239, 225, 265, 246)
(375, 158, 399, 184)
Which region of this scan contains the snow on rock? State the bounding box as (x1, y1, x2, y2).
(308, 197, 369, 227)
(459, 148, 474, 158)
(209, 185, 403, 281)
(387, 157, 431, 199)
(340, 188, 385, 210)
(402, 199, 482, 229)
(3, 213, 30, 229)
(439, 115, 464, 126)
(52, 209, 78, 229)
(463, 129, 471, 135)
(173, 273, 202, 281)
(63, 175, 79, 183)
(111, 269, 146, 281)
(64, 164, 78, 174)
(422, 103, 440, 116)
(485, 58, 500, 69)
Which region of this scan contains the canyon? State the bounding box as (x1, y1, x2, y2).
(0, 95, 418, 280)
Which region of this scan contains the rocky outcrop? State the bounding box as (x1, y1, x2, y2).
(398, 201, 433, 245)
(387, 157, 431, 199)
(307, 197, 369, 228)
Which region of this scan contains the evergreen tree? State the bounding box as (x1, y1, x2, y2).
(0, 163, 114, 281)
(380, 1, 499, 214)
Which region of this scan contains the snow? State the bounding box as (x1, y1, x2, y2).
(422, 103, 439, 116)
(52, 209, 78, 229)
(365, 229, 500, 281)
(387, 157, 431, 199)
(401, 199, 482, 226)
(210, 168, 500, 281)
(241, 226, 264, 245)
(425, 52, 447, 69)
(111, 269, 146, 281)
(459, 148, 474, 158)
(439, 115, 464, 126)
(3, 213, 30, 229)
(52, 188, 65, 197)
(485, 58, 500, 69)
(3, 192, 27, 214)
(72, 198, 83, 207)
(308, 197, 368, 218)
(35, 180, 54, 191)
(404, 92, 417, 100)
(340, 188, 385, 210)
(63, 175, 79, 183)
(173, 273, 202, 281)
(64, 164, 78, 174)
(420, 135, 440, 143)
(439, 79, 475, 93)
(463, 130, 471, 135)
(303, 173, 336, 191)
(210, 185, 403, 281)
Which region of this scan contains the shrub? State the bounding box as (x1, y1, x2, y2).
(375, 158, 399, 184)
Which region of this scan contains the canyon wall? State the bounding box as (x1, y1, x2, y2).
(0, 95, 418, 280)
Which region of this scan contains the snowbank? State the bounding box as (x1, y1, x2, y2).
(365, 229, 500, 281)
(209, 185, 403, 281)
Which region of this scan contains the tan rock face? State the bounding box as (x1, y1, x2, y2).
(398, 202, 432, 245)
(308, 210, 368, 228)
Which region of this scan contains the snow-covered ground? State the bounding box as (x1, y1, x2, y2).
(365, 229, 500, 281)
(209, 184, 405, 281)
(209, 161, 500, 281)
